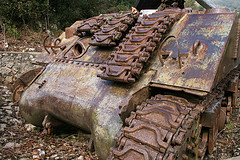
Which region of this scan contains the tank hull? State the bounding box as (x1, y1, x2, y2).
(20, 61, 154, 159)
(17, 3, 240, 159)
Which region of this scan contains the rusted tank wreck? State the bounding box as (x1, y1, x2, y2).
(13, 0, 240, 159)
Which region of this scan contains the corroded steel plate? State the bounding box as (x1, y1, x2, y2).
(151, 13, 237, 93)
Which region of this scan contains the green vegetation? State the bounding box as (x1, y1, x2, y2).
(1, 0, 238, 40)
(185, 0, 204, 11)
(226, 121, 234, 131)
(211, 0, 240, 11)
(5, 25, 22, 40)
(0, 0, 137, 33)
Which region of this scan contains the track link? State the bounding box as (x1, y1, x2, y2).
(90, 11, 138, 46)
(107, 94, 202, 160)
(107, 69, 240, 160)
(98, 9, 187, 83)
(76, 11, 138, 46)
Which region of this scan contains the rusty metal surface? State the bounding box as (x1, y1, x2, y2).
(108, 67, 240, 160)
(201, 100, 221, 153)
(19, 60, 156, 159)
(12, 68, 43, 103)
(108, 94, 203, 159)
(35, 20, 86, 64)
(98, 9, 187, 83)
(76, 16, 105, 34)
(233, 16, 240, 58)
(89, 11, 138, 46)
(218, 106, 226, 131)
(43, 36, 62, 55)
(151, 12, 237, 93)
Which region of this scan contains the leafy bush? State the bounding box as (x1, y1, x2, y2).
(6, 25, 21, 39)
(0, 0, 137, 32)
(48, 0, 137, 29)
(0, 0, 48, 28)
(211, 0, 240, 11)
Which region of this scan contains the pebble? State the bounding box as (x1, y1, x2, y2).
(5, 99, 12, 102)
(11, 118, 22, 124)
(2, 106, 12, 110)
(40, 151, 46, 156)
(50, 154, 58, 159)
(77, 155, 84, 160)
(9, 102, 15, 106)
(33, 155, 40, 159)
(5, 110, 12, 115)
(24, 124, 37, 132)
(29, 48, 35, 52)
(3, 142, 21, 148)
(0, 123, 7, 132)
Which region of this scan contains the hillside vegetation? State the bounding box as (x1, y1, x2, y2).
(211, 0, 240, 11)
(0, 0, 239, 41)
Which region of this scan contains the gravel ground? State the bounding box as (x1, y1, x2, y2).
(0, 83, 239, 160)
(0, 85, 98, 160)
(205, 107, 240, 160)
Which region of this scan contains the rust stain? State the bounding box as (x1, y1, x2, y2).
(152, 13, 236, 93)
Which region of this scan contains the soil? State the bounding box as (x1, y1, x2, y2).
(0, 31, 240, 159)
(0, 30, 61, 53)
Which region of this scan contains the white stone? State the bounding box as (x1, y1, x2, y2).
(76, 156, 84, 160)
(29, 48, 35, 51)
(2, 106, 12, 110)
(24, 123, 36, 132)
(5, 110, 12, 115)
(3, 142, 21, 148)
(1, 67, 11, 76)
(33, 155, 40, 159)
(0, 123, 7, 132)
(11, 118, 22, 125)
(50, 154, 58, 158)
(6, 62, 14, 68)
(38, 149, 45, 156)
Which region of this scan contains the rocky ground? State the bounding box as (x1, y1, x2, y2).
(0, 82, 239, 159)
(0, 85, 98, 160)
(205, 107, 240, 160)
(0, 30, 61, 53)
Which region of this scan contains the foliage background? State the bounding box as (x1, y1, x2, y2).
(0, 0, 239, 38)
(0, 0, 137, 31)
(211, 0, 240, 11)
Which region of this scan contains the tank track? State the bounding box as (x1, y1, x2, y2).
(76, 11, 138, 46)
(107, 94, 202, 160)
(98, 9, 186, 83)
(108, 68, 240, 160)
(90, 11, 138, 46)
